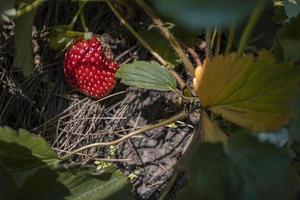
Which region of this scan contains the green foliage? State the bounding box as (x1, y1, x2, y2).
(116, 61, 177, 91)
(48, 25, 84, 51)
(0, 0, 16, 23)
(0, 161, 16, 200)
(178, 133, 299, 200)
(153, 0, 269, 29)
(275, 13, 300, 63)
(12, 6, 36, 76)
(0, 127, 132, 200)
(17, 166, 132, 200)
(138, 28, 181, 68)
(0, 127, 59, 184)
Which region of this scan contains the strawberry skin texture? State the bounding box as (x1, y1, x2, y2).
(64, 36, 119, 98)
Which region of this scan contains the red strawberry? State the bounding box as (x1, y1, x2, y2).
(64, 35, 119, 98)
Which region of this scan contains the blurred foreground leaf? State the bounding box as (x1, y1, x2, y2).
(153, 0, 268, 29)
(0, 126, 132, 199)
(17, 166, 132, 200)
(178, 133, 299, 200)
(0, 127, 59, 184)
(0, 161, 16, 200)
(275, 13, 300, 63)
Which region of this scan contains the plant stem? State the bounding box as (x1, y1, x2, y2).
(205, 28, 212, 59)
(225, 25, 235, 55)
(80, 12, 89, 32)
(105, 0, 186, 89)
(14, 0, 44, 18)
(134, 0, 195, 77)
(60, 111, 186, 160)
(106, 0, 166, 65)
(215, 30, 221, 56)
(210, 27, 217, 49)
(69, 2, 86, 30)
(237, 3, 265, 56)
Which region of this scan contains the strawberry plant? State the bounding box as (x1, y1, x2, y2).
(1, 0, 300, 200)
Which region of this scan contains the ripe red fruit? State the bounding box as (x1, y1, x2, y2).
(64, 35, 119, 98)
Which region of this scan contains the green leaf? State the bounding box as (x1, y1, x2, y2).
(0, 127, 132, 199)
(153, 0, 269, 29)
(0, 161, 16, 200)
(17, 166, 132, 200)
(202, 111, 228, 143)
(178, 133, 299, 200)
(275, 13, 300, 63)
(284, 0, 300, 18)
(12, 6, 36, 76)
(138, 28, 180, 68)
(49, 25, 84, 51)
(0, 127, 59, 184)
(116, 61, 177, 91)
(193, 50, 300, 133)
(0, 0, 16, 23)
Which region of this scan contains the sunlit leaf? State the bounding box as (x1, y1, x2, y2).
(12, 6, 36, 76)
(178, 133, 299, 200)
(202, 112, 228, 143)
(193, 50, 300, 132)
(116, 61, 177, 91)
(153, 0, 268, 29)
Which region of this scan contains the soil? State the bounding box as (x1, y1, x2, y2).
(0, 1, 200, 199)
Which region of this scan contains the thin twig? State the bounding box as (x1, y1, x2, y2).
(225, 25, 235, 55)
(105, 0, 186, 89)
(60, 111, 187, 160)
(134, 0, 195, 77)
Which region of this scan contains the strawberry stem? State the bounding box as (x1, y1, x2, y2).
(83, 32, 93, 40)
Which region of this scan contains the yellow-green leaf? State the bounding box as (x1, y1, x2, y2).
(202, 112, 228, 143)
(194, 50, 300, 132)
